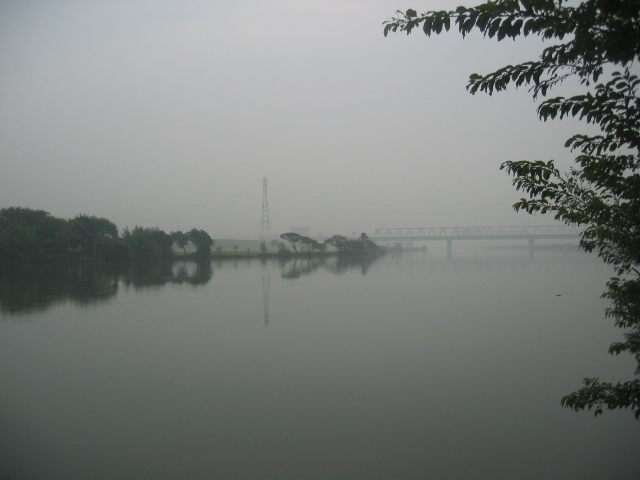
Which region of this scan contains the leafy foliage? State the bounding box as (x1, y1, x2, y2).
(385, 0, 640, 418)
(280, 232, 303, 252)
(65, 214, 119, 261)
(279, 232, 325, 253)
(384, 0, 640, 97)
(0, 207, 65, 260)
(278, 232, 380, 255)
(323, 235, 349, 252)
(171, 230, 190, 255)
(188, 228, 214, 257)
(0, 207, 212, 263)
(324, 233, 381, 254)
(122, 226, 174, 260)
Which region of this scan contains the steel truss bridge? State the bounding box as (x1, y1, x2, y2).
(371, 225, 581, 255)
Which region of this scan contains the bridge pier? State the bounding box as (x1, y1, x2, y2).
(371, 226, 580, 257)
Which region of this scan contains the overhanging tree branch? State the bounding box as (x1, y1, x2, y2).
(385, 0, 640, 418)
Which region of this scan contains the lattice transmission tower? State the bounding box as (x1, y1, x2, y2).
(261, 177, 270, 240)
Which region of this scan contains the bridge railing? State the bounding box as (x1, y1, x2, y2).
(371, 225, 582, 239)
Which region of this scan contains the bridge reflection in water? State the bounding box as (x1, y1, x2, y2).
(371, 225, 581, 257)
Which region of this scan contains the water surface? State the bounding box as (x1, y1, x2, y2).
(1, 247, 638, 479)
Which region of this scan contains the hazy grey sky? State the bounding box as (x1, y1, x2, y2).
(0, 1, 590, 238)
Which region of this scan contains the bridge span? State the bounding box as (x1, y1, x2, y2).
(371, 225, 581, 256)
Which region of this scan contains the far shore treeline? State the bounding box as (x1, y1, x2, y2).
(0, 207, 382, 264)
(0, 206, 213, 263)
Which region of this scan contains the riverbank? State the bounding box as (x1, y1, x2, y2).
(0, 248, 387, 266)
(175, 249, 386, 261)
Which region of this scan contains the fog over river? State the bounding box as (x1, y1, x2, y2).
(1, 245, 638, 479)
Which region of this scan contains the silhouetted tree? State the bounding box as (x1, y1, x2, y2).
(123, 226, 173, 260)
(384, 0, 640, 418)
(188, 228, 214, 257)
(64, 214, 118, 261)
(171, 230, 189, 255)
(280, 232, 302, 252)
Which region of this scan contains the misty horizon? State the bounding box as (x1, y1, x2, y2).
(1, 1, 593, 238)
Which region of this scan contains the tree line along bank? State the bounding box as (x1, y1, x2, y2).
(0, 207, 213, 263)
(0, 207, 382, 263)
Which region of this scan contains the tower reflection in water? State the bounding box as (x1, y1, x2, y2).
(261, 260, 270, 326)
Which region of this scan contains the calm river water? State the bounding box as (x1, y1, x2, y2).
(1, 244, 638, 479)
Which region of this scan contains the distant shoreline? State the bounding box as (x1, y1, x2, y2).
(0, 249, 386, 266)
(176, 250, 386, 261)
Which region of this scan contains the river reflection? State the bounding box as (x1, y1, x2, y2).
(1, 250, 639, 480)
(0, 256, 379, 316)
(278, 254, 382, 279)
(0, 263, 119, 315)
(0, 260, 213, 316)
